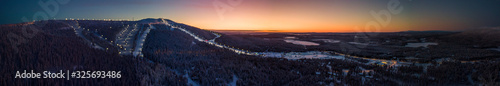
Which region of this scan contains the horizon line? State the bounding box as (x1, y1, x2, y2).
(206, 29, 459, 33)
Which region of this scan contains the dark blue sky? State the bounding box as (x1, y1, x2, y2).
(1, 0, 500, 32)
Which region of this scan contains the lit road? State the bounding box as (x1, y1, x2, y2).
(158, 19, 469, 68)
(160, 19, 419, 68)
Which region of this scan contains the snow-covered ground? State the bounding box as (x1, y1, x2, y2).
(68, 21, 103, 50)
(183, 73, 200, 86)
(405, 42, 438, 48)
(284, 40, 320, 46)
(348, 42, 369, 46)
(259, 51, 345, 60)
(158, 19, 438, 69)
(258, 51, 436, 68)
(133, 25, 155, 57)
(116, 24, 140, 55)
(312, 39, 341, 43)
(164, 21, 258, 56)
(228, 75, 238, 86)
(209, 33, 220, 42)
(160, 19, 426, 68)
(284, 36, 297, 39)
(488, 46, 500, 52)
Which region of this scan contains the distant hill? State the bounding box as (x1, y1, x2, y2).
(399, 30, 454, 33)
(442, 27, 500, 48)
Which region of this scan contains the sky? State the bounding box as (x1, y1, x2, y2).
(1, 0, 500, 32)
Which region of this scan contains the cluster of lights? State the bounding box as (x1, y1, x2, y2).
(26, 17, 135, 22)
(114, 23, 149, 57)
(64, 18, 133, 21)
(69, 20, 114, 52)
(66, 18, 409, 68)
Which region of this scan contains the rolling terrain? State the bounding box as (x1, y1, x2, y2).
(1, 18, 499, 85)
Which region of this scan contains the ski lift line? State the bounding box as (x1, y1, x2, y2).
(164, 21, 257, 56)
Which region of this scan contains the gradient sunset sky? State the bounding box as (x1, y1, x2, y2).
(1, 0, 500, 32)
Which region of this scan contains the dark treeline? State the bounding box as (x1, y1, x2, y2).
(0, 21, 139, 85)
(174, 23, 216, 40)
(139, 24, 399, 85)
(1, 20, 498, 85)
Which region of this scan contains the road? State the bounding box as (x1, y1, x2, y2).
(159, 19, 484, 69)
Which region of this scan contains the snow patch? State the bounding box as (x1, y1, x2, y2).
(405, 42, 438, 48)
(284, 40, 320, 46)
(183, 73, 199, 86)
(228, 75, 238, 86)
(312, 39, 341, 43)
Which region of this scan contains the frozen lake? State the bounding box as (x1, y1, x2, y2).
(258, 51, 418, 67)
(284, 40, 320, 46)
(259, 51, 345, 60)
(405, 42, 438, 48)
(312, 39, 341, 43)
(489, 46, 500, 52)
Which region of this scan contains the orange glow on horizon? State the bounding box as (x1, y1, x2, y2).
(163, 0, 467, 33)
